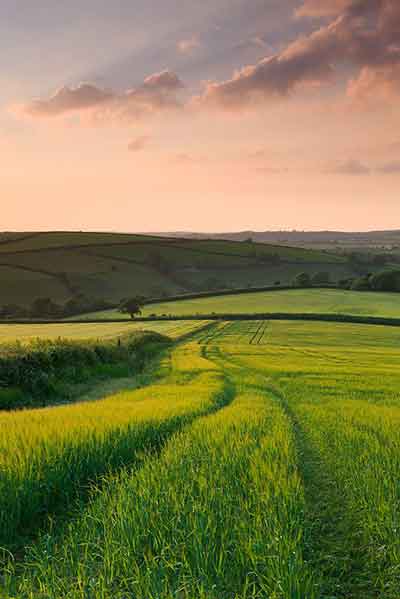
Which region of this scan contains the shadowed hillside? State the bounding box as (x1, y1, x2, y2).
(0, 231, 362, 307)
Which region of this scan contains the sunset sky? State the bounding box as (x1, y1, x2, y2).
(1, 0, 399, 232)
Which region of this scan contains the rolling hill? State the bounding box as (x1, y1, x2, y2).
(0, 231, 364, 308)
(155, 229, 400, 252)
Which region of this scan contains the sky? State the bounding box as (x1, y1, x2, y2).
(1, 0, 400, 232)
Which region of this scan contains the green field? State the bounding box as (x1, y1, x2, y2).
(85, 287, 400, 320)
(0, 320, 208, 345)
(0, 231, 357, 308)
(2, 318, 400, 597)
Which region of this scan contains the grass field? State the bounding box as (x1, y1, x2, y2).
(0, 231, 356, 307)
(0, 320, 209, 345)
(84, 287, 400, 320)
(2, 317, 400, 597)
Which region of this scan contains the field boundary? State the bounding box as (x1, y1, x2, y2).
(3, 312, 400, 327)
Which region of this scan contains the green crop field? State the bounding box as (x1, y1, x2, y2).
(0, 320, 208, 345)
(86, 287, 400, 320)
(0, 231, 357, 308)
(2, 317, 400, 597)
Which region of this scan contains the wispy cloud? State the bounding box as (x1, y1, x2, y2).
(326, 159, 371, 176)
(376, 161, 400, 174)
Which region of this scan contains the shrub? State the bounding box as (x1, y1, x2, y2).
(350, 276, 372, 291)
(312, 271, 330, 285)
(293, 272, 312, 288)
(338, 278, 354, 290)
(0, 333, 169, 410)
(369, 269, 400, 292)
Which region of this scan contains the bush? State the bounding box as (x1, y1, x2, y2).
(338, 278, 354, 290)
(369, 269, 400, 292)
(312, 271, 330, 285)
(293, 272, 312, 288)
(351, 276, 371, 291)
(0, 333, 169, 410)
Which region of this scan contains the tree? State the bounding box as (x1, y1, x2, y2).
(338, 278, 354, 290)
(312, 271, 330, 285)
(293, 272, 311, 288)
(63, 295, 114, 318)
(119, 297, 143, 319)
(0, 304, 27, 318)
(350, 276, 371, 291)
(31, 297, 62, 318)
(369, 269, 400, 292)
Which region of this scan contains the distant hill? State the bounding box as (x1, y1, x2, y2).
(152, 230, 400, 251)
(0, 231, 371, 307)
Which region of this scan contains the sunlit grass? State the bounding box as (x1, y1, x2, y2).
(0, 320, 210, 345)
(0, 342, 227, 553)
(2, 318, 400, 597)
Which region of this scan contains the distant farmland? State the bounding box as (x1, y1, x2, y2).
(0, 231, 356, 307)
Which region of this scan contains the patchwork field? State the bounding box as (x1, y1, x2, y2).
(1, 318, 400, 597)
(0, 231, 356, 307)
(84, 287, 400, 320)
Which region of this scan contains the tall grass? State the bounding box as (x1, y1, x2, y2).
(290, 398, 400, 598)
(4, 380, 316, 598)
(219, 319, 400, 597)
(0, 342, 229, 554)
(3, 319, 400, 597)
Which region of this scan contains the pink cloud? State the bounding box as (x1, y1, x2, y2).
(196, 0, 400, 111)
(326, 159, 371, 175)
(377, 161, 400, 174)
(23, 84, 113, 118)
(18, 70, 184, 123)
(295, 0, 353, 18)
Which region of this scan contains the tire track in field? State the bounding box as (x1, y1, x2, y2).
(249, 320, 264, 344)
(265, 387, 374, 599)
(257, 320, 268, 344)
(205, 330, 376, 598)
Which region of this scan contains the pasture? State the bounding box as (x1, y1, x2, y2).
(86, 287, 400, 320)
(1, 317, 400, 597)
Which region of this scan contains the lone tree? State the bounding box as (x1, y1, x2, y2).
(119, 297, 143, 319)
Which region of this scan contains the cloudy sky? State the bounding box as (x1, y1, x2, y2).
(2, 0, 399, 231)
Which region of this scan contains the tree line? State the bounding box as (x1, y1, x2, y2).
(0, 295, 114, 320)
(293, 269, 400, 292)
